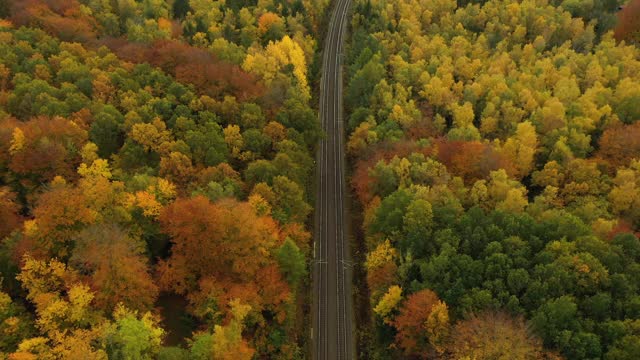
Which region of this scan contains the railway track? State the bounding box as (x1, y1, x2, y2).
(312, 0, 353, 358)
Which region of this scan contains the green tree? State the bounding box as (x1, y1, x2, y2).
(401, 199, 434, 256)
(346, 54, 385, 109)
(90, 108, 125, 158)
(272, 176, 311, 223)
(105, 305, 165, 360)
(276, 238, 306, 287)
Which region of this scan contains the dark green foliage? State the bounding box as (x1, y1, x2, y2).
(551, 0, 618, 35)
(90, 109, 124, 158)
(370, 189, 412, 236)
(384, 203, 640, 358)
(346, 54, 385, 110)
(118, 140, 161, 171)
(276, 98, 321, 147)
(276, 238, 306, 286)
(0, 0, 9, 18)
(7, 79, 66, 119)
(243, 128, 272, 156)
(172, 0, 192, 18)
(183, 123, 228, 166)
(244, 159, 278, 186)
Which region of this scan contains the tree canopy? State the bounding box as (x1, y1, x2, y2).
(0, 0, 321, 356)
(346, 0, 640, 358)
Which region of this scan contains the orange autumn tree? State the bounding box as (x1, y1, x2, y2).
(108, 39, 263, 101)
(157, 196, 290, 321)
(257, 12, 284, 36)
(19, 159, 131, 260)
(21, 178, 95, 259)
(436, 140, 514, 184)
(392, 289, 450, 358)
(4, 116, 87, 187)
(70, 224, 159, 313)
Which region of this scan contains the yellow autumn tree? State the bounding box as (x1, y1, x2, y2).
(223, 124, 244, 159)
(366, 240, 399, 301)
(425, 301, 449, 354)
(499, 121, 538, 179)
(243, 36, 310, 100)
(449, 102, 475, 128)
(134, 191, 163, 217)
(80, 142, 99, 165)
(347, 118, 378, 156)
(366, 239, 397, 270)
(374, 285, 403, 321)
(609, 160, 640, 222)
(211, 299, 254, 360)
(130, 118, 174, 155)
(485, 170, 529, 213)
(77, 159, 131, 224)
(15, 257, 102, 336)
(448, 311, 548, 360)
(9, 127, 24, 155)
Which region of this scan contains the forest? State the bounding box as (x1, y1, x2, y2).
(345, 0, 640, 358)
(0, 0, 327, 358)
(0, 0, 639, 359)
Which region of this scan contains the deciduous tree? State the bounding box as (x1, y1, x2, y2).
(70, 224, 159, 313)
(392, 289, 449, 357)
(448, 311, 549, 360)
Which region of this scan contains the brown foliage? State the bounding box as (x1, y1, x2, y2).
(2, 116, 87, 186)
(0, 187, 22, 239)
(28, 183, 94, 258)
(11, 0, 262, 101)
(366, 262, 397, 299)
(607, 219, 640, 240)
(407, 101, 439, 140)
(447, 311, 555, 360)
(70, 224, 159, 313)
(104, 39, 264, 101)
(10, 0, 97, 42)
(614, 0, 640, 43)
(159, 152, 196, 189)
(436, 139, 514, 183)
(280, 222, 311, 255)
(197, 162, 242, 188)
(597, 122, 640, 170)
(158, 197, 289, 314)
(351, 139, 511, 204)
(393, 289, 442, 357)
